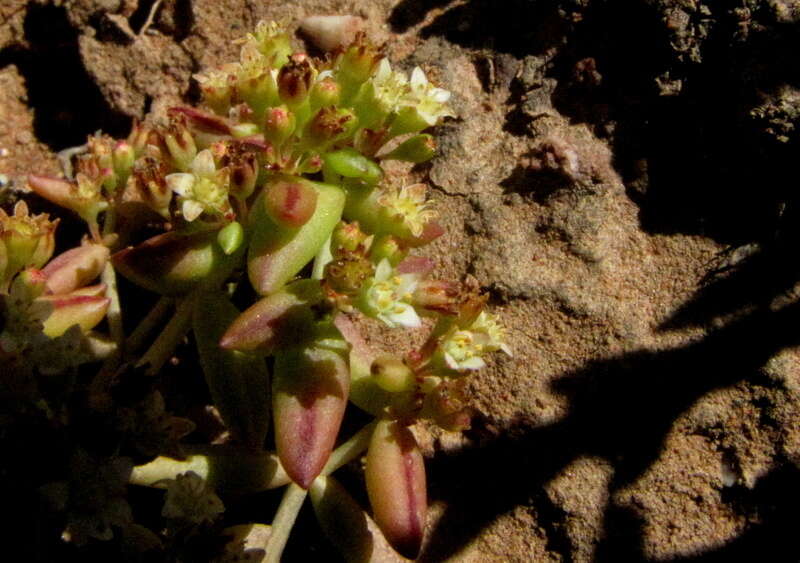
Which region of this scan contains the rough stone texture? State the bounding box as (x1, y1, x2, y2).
(3, 0, 800, 561)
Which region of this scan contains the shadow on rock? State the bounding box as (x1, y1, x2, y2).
(0, 3, 131, 151)
(423, 296, 800, 561)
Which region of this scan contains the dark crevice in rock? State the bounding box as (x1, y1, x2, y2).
(0, 4, 131, 151)
(129, 0, 159, 35)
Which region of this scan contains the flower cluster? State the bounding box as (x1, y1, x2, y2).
(5, 19, 508, 562)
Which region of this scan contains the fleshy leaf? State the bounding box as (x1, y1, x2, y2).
(193, 291, 271, 450)
(273, 341, 350, 489)
(248, 179, 345, 295)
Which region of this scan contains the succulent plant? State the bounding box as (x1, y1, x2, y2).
(2, 20, 509, 561)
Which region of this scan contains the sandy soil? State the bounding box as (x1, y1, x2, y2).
(2, 0, 800, 561)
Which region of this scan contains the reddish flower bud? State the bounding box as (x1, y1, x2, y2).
(164, 117, 198, 171)
(263, 105, 296, 148)
(219, 141, 260, 201)
(129, 156, 172, 218)
(168, 107, 233, 136)
(305, 107, 358, 147)
(309, 77, 341, 109)
(335, 32, 382, 86)
(277, 56, 315, 106)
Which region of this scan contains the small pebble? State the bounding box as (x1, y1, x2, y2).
(0, 174, 9, 187)
(0, 148, 9, 157)
(299, 15, 363, 52)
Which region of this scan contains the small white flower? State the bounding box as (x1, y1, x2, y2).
(359, 259, 422, 328)
(442, 329, 488, 371)
(401, 67, 455, 126)
(437, 311, 510, 373)
(469, 311, 512, 356)
(377, 183, 437, 238)
(165, 150, 233, 222)
(369, 58, 409, 113)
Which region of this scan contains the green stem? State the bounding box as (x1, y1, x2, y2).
(125, 296, 173, 358)
(322, 420, 376, 476)
(137, 293, 196, 376)
(265, 483, 307, 563)
(311, 233, 333, 280)
(101, 262, 124, 350)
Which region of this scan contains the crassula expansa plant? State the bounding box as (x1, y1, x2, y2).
(4, 20, 509, 561)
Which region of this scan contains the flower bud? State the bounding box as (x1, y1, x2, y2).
(219, 142, 259, 201)
(194, 67, 236, 115)
(324, 253, 374, 296)
(0, 201, 57, 288)
(164, 119, 198, 172)
(278, 56, 315, 106)
(41, 242, 109, 295)
(130, 156, 172, 219)
(305, 107, 358, 147)
(112, 141, 135, 185)
(263, 105, 296, 148)
(309, 77, 341, 110)
(331, 221, 367, 252)
(129, 120, 155, 156)
(27, 174, 108, 234)
(168, 107, 233, 137)
(370, 354, 415, 392)
(383, 133, 436, 163)
(412, 279, 464, 316)
(335, 33, 381, 87)
(368, 234, 405, 266)
(263, 178, 318, 229)
(236, 43, 280, 117)
(217, 221, 245, 255)
(248, 20, 292, 67)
